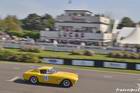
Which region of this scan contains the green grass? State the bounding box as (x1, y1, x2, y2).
(5, 48, 140, 63)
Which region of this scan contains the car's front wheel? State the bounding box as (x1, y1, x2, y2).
(61, 79, 72, 88)
(29, 76, 38, 84)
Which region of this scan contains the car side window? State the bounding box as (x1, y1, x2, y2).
(40, 70, 47, 74)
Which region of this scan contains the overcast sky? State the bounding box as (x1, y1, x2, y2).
(0, 0, 139, 21)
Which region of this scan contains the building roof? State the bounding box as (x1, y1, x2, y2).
(119, 25, 140, 45)
(114, 27, 135, 39)
(64, 10, 93, 13)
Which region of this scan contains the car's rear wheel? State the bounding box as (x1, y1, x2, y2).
(29, 76, 38, 84)
(61, 79, 72, 88)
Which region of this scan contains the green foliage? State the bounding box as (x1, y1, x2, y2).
(71, 50, 95, 56)
(7, 30, 24, 37)
(109, 51, 140, 59)
(131, 53, 139, 59)
(83, 50, 95, 56)
(41, 14, 55, 29)
(0, 49, 16, 60)
(71, 50, 83, 55)
(0, 15, 22, 32)
(22, 13, 55, 31)
(20, 46, 41, 53)
(6, 30, 40, 40)
(0, 49, 40, 63)
(123, 52, 132, 58)
(0, 20, 6, 31)
(110, 19, 115, 31)
(0, 13, 53, 39)
(22, 13, 43, 31)
(23, 30, 40, 40)
(117, 17, 135, 29)
(4, 48, 140, 63)
(18, 53, 40, 63)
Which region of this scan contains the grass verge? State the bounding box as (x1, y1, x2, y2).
(5, 48, 140, 63)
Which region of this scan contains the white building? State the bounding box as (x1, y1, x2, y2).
(117, 25, 140, 47)
(40, 10, 113, 46)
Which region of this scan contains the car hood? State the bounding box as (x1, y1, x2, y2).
(54, 71, 78, 79)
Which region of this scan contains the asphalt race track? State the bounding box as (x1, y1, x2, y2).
(0, 62, 140, 93)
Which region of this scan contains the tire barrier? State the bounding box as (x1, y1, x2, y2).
(42, 58, 140, 70)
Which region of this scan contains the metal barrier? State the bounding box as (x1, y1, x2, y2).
(1, 41, 133, 54)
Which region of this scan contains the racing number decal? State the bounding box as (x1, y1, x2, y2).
(44, 75, 48, 81)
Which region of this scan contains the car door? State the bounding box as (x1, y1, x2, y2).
(38, 69, 49, 83)
(39, 69, 59, 84)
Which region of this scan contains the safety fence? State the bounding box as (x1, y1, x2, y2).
(42, 57, 140, 70)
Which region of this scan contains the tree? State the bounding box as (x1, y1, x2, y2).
(22, 13, 55, 31)
(7, 30, 24, 37)
(110, 19, 115, 31)
(23, 31, 40, 40)
(0, 19, 6, 31)
(22, 13, 43, 31)
(117, 17, 135, 29)
(41, 14, 55, 29)
(0, 15, 22, 32)
(7, 30, 40, 40)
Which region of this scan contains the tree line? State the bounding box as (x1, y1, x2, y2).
(0, 13, 138, 40)
(117, 17, 137, 29)
(0, 13, 55, 40)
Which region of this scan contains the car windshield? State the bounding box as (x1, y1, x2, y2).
(47, 68, 57, 74)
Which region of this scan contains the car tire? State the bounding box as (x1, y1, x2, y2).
(61, 79, 72, 88)
(29, 76, 38, 84)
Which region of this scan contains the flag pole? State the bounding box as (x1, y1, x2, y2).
(68, 0, 72, 4)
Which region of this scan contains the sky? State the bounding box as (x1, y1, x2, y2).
(0, 0, 140, 22)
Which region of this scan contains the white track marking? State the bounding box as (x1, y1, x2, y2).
(7, 76, 19, 82)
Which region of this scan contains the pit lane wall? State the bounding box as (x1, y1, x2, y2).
(42, 58, 140, 70)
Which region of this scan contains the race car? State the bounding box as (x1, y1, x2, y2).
(23, 66, 78, 88)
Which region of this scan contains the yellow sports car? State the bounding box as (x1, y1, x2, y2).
(23, 66, 78, 88)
